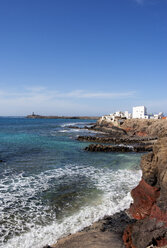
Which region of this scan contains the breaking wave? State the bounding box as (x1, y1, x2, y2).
(0, 165, 141, 248)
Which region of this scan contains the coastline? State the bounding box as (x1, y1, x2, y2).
(26, 114, 100, 120)
(48, 211, 134, 248)
(2, 118, 167, 248)
(48, 118, 167, 248)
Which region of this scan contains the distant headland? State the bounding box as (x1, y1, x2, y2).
(26, 113, 99, 120)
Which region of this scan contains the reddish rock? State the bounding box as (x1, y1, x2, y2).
(135, 131, 148, 137)
(123, 225, 135, 248)
(94, 118, 167, 138)
(121, 119, 167, 138)
(129, 179, 160, 220)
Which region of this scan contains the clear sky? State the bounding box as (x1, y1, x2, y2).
(0, 0, 166, 116)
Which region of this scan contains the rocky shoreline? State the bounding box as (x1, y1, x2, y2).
(84, 143, 153, 153)
(123, 137, 167, 248)
(77, 135, 157, 144)
(45, 211, 135, 248)
(80, 119, 167, 247)
(45, 118, 167, 248)
(76, 119, 160, 154)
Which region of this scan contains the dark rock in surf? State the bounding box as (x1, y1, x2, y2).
(77, 135, 157, 145)
(85, 144, 153, 153)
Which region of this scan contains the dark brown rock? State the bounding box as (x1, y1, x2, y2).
(85, 144, 153, 153)
(123, 218, 167, 248)
(77, 135, 157, 145)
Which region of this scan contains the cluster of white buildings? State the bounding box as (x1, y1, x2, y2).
(132, 106, 163, 119)
(101, 106, 164, 123)
(101, 111, 131, 123)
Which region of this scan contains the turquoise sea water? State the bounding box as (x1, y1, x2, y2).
(0, 117, 142, 248)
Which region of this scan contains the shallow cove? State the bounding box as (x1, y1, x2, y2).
(0, 117, 142, 248)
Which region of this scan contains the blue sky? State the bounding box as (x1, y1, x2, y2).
(0, 0, 166, 116)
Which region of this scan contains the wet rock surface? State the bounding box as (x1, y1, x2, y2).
(85, 144, 153, 153)
(77, 135, 157, 144)
(67, 125, 85, 129)
(0, 157, 5, 163)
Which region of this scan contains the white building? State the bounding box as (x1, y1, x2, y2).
(132, 106, 148, 119)
(102, 106, 164, 121)
(101, 110, 132, 124)
(124, 111, 132, 119)
(153, 112, 164, 119)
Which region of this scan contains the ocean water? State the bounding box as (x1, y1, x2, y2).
(0, 117, 142, 248)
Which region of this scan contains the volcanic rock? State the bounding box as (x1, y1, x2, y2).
(123, 137, 167, 248)
(85, 144, 153, 153)
(92, 118, 167, 138)
(77, 135, 156, 144)
(121, 119, 167, 138)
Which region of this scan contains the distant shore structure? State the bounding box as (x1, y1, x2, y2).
(101, 106, 164, 125)
(27, 114, 99, 120)
(101, 110, 132, 126)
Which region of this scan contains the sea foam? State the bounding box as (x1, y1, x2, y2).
(1, 165, 142, 248)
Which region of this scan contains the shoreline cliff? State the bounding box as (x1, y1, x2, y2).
(44, 118, 167, 248)
(123, 137, 167, 248)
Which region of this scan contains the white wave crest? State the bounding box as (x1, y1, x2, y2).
(1, 165, 142, 248)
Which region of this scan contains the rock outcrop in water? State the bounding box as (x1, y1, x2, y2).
(80, 119, 167, 155)
(123, 137, 167, 248)
(26, 114, 99, 120)
(77, 135, 156, 144)
(85, 144, 153, 153)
